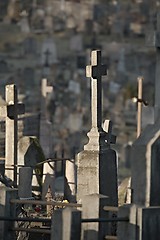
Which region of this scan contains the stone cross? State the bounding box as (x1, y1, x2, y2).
(103, 120, 116, 144)
(86, 50, 107, 131)
(0, 85, 25, 185)
(41, 78, 53, 98)
(41, 78, 53, 116)
(146, 12, 160, 121)
(41, 78, 53, 118)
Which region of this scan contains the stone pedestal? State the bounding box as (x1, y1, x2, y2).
(82, 194, 110, 240)
(131, 122, 160, 206)
(18, 167, 32, 199)
(77, 148, 118, 207)
(118, 204, 160, 240)
(51, 208, 81, 240)
(0, 187, 18, 240)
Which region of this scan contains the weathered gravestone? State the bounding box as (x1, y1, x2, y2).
(77, 50, 118, 239)
(0, 187, 18, 240)
(51, 208, 81, 240)
(117, 13, 160, 240)
(131, 122, 160, 206)
(42, 160, 55, 200)
(131, 12, 160, 207)
(0, 84, 25, 186)
(18, 136, 45, 193)
(18, 167, 33, 199)
(65, 159, 76, 201)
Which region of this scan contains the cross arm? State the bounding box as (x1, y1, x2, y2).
(7, 103, 25, 119)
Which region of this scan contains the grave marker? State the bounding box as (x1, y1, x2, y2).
(77, 50, 118, 239)
(86, 50, 106, 132)
(0, 85, 25, 186)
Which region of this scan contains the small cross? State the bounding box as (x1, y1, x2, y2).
(103, 120, 116, 144)
(86, 50, 107, 130)
(41, 78, 53, 98)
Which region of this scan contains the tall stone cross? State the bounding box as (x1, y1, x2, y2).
(86, 50, 107, 131)
(0, 85, 25, 186)
(84, 50, 116, 151)
(146, 12, 160, 121)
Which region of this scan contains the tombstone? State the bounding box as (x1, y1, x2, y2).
(42, 161, 55, 200)
(130, 12, 160, 207)
(0, 85, 25, 185)
(18, 167, 33, 199)
(18, 136, 45, 193)
(54, 175, 72, 201)
(118, 204, 160, 240)
(41, 37, 58, 66)
(0, 187, 18, 240)
(65, 159, 76, 201)
(51, 208, 81, 240)
(131, 122, 160, 206)
(77, 50, 118, 239)
(82, 194, 113, 239)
